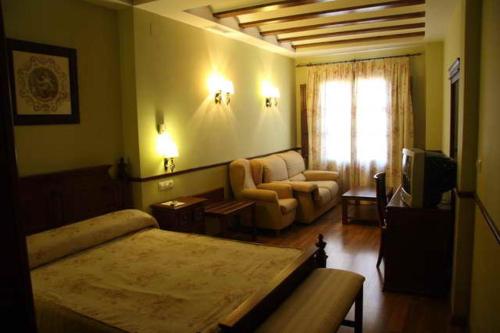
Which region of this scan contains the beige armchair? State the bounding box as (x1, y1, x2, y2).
(229, 159, 297, 233)
(252, 151, 339, 224)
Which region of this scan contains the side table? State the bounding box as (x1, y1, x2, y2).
(151, 196, 207, 234)
(204, 200, 256, 241)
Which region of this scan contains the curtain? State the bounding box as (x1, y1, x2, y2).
(306, 57, 414, 191)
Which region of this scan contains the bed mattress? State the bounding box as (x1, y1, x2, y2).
(30, 216, 301, 333)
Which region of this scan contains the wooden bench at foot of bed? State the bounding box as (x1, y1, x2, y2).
(257, 268, 365, 333)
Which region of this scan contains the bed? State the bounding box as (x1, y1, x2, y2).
(20, 166, 327, 333)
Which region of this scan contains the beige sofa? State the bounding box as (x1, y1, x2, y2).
(251, 151, 339, 224)
(229, 159, 297, 233)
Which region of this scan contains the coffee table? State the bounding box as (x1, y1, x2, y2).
(204, 200, 257, 240)
(341, 187, 377, 224)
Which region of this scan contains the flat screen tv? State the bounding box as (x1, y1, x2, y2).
(401, 148, 457, 207)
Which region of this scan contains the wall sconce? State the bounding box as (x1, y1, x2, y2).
(209, 74, 234, 105)
(157, 124, 179, 173)
(262, 82, 280, 108)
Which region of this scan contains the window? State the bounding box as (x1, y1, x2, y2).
(320, 77, 388, 166)
(321, 80, 351, 163)
(355, 78, 388, 165)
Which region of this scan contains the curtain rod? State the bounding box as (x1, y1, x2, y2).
(295, 53, 422, 68)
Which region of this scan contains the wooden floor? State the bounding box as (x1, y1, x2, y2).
(256, 205, 465, 333)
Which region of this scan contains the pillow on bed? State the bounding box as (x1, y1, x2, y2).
(27, 209, 158, 269)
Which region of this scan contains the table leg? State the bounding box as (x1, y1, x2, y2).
(220, 216, 230, 238)
(342, 198, 348, 224)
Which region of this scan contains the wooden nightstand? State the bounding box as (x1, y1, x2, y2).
(151, 197, 207, 234)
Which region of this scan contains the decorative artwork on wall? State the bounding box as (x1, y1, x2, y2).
(7, 39, 79, 125)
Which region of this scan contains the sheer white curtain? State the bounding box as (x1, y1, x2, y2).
(307, 58, 414, 191)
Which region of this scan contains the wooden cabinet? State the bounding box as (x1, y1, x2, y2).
(383, 187, 454, 296)
(151, 197, 207, 234)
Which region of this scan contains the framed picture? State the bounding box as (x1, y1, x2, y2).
(6, 39, 79, 125)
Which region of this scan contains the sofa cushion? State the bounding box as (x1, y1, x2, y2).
(309, 180, 339, 199)
(277, 151, 306, 178)
(279, 198, 298, 214)
(262, 155, 289, 182)
(317, 188, 332, 205)
(289, 173, 306, 181)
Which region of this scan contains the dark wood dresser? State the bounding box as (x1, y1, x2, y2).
(151, 197, 207, 234)
(384, 187, 454, 296)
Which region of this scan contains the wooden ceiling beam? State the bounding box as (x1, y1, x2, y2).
(240, 0, 425, 28)
(213, 0, 330, 19)
(261, 11, 425, 36)
(293, 31, 425, 49)
(278, 22, 425, 42)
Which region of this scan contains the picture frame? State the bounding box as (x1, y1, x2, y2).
(6, 39, 79, 125)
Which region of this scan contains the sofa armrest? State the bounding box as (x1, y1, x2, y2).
(303, 170, 339, 181)
(257, 182, 293, 199)
(288, 181, 318, 193)
(241, 189, 278, 203)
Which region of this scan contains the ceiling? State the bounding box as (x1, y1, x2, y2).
(91, 0, 458, 58)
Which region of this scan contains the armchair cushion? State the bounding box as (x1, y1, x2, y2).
(262, 155, 289, 182)
(277, 151, 306, 178)
(257, 182, 293, 199)
(303, 170, 339, 181)
(279, 198, 298, 214)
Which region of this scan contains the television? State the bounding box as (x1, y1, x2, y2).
(401, 148, 457, 207)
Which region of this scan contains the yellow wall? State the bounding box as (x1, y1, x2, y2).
(424, 42, 443, 150)
(125, 8, 296, 209)
(469, 0, 500, 331)
(3, 0, 123, 176)
(294, 45, 427, 149)
(441, 1, 465, 157)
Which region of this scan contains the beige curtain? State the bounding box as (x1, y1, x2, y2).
(306, 57, 414, 191)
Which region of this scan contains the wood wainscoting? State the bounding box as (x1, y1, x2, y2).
(129, 147, 302, 182)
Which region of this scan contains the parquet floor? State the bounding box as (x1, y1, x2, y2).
(257, 205, 465, 333)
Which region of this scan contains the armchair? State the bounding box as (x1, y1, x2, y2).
(229, 159, 297, 233)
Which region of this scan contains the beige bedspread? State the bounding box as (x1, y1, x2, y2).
(31, 229, 302, 333)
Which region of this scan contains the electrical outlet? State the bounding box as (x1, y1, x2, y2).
(158, 180, 174, 191)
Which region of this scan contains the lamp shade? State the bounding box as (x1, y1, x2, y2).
(223, 80, 234, 94)
(262, 82, 279, 98)
(157, 132, 179, 158)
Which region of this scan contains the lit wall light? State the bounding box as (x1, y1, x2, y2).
(208, 73, 234, 105)
(157, 124, 179, 173)
(262, 82, 280, 108)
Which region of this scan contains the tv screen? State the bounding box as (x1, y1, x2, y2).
(402, 154, 412, 194)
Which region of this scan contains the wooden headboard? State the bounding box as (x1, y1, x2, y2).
(18, 165, 130, 235)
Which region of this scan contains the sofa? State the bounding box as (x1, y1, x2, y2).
(251, 150, 339, 224)
(229, 159, 297, 233)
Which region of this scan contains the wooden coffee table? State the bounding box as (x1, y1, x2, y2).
(341, 187, 377, 224)
(204, 200, 257, 240)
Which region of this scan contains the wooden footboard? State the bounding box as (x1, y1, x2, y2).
(219, 234, 327, 332)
